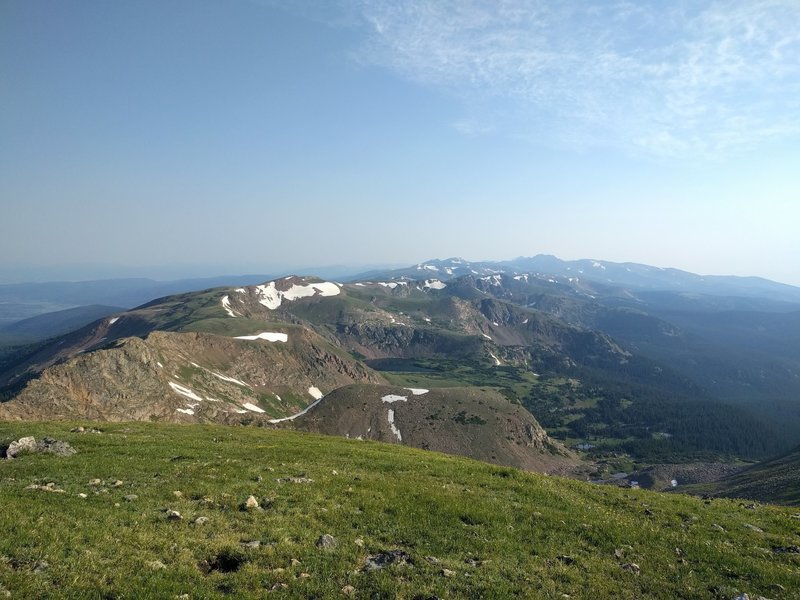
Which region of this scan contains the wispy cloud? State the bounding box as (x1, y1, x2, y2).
(341, 0, 800, 156)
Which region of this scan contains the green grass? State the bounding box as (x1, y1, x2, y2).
(1, 422, 799, 599)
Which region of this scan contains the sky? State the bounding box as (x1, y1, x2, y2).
(1, 0, 799, 284)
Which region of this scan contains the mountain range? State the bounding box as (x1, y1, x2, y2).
(2, 254, 800, 500)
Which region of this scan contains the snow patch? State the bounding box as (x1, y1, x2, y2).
(176, 408, 195, 415)
(423, 279, 446, 290)
(387, 409, 402, 441)
(308, 386, 323, 400)
(169, 382, 203, 402)
(268, 396, 325, 423)
(210, 371, 249, 386)
(156, 362, 163, 368)
(381, 394, 408, 403)
(482, 333, 492, 340)
(522, 318, 528, 324)
(221, 295, 238, 317)
(206, 397, 221, 402)
(253, 280, 340, 310)
(108, 317, 119, 325)
(405, 388, 429, 395)
(242, 403, 265, 413)
(489, 351, 502, 366)
(513, 274, 529, 282)
(235, 331, 288, 343)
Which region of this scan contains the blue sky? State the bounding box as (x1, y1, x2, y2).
(1, 0, 799, 284)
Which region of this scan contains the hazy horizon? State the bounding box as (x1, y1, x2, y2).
(1, 252, 799, 288)
(3, 1, 799, 286)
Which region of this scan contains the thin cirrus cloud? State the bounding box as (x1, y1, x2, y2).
(343, 0, 800, 156)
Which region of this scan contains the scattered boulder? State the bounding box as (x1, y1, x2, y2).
(194, 516, 210, 526)
(166, 510, 182, 521)
(362, 550, 413, 572)
(148, 560, 167, 570)
(277, 476, 314, 484)
(241, 495, 260, 511)
(621, 563, 640, 574)
(38, 438, 76, 457)
(341, 584, 356, 595)
(1, 436, 73, 459)
(241, 540, 261, 549)
(70, 427, 102, 434)
(5, 437, 37, 458)
(316, 534, 338, 550)
(124, 495, 138, 502)
(743, 524, 764, 533)
(441, 568, 456, 578)
(25, 482, 65, 493)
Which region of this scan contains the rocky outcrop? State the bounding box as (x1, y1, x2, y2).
(0, 329, 384, 423)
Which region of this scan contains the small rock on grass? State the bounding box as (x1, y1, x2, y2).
(194, 516, 209, 525)
(242, 495, 260, 511)
(341, 585, 355, 595)
(441, 568, 456, 578)
(166, 510, 182, 521)
(362, 550, 413, 572)
(148, 560, 167, 570)
(621, 563, 640, 574)
(124, 495, 138, 502)
(316, 534, 338, 550)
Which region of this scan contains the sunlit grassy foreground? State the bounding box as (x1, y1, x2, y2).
(0, 422, 798, 599)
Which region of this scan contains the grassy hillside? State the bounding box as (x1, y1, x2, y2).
(1, 422, 798, 599)
(680, 446, 800, 506)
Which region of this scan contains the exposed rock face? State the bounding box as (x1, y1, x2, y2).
(0, 329, 383, 423)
